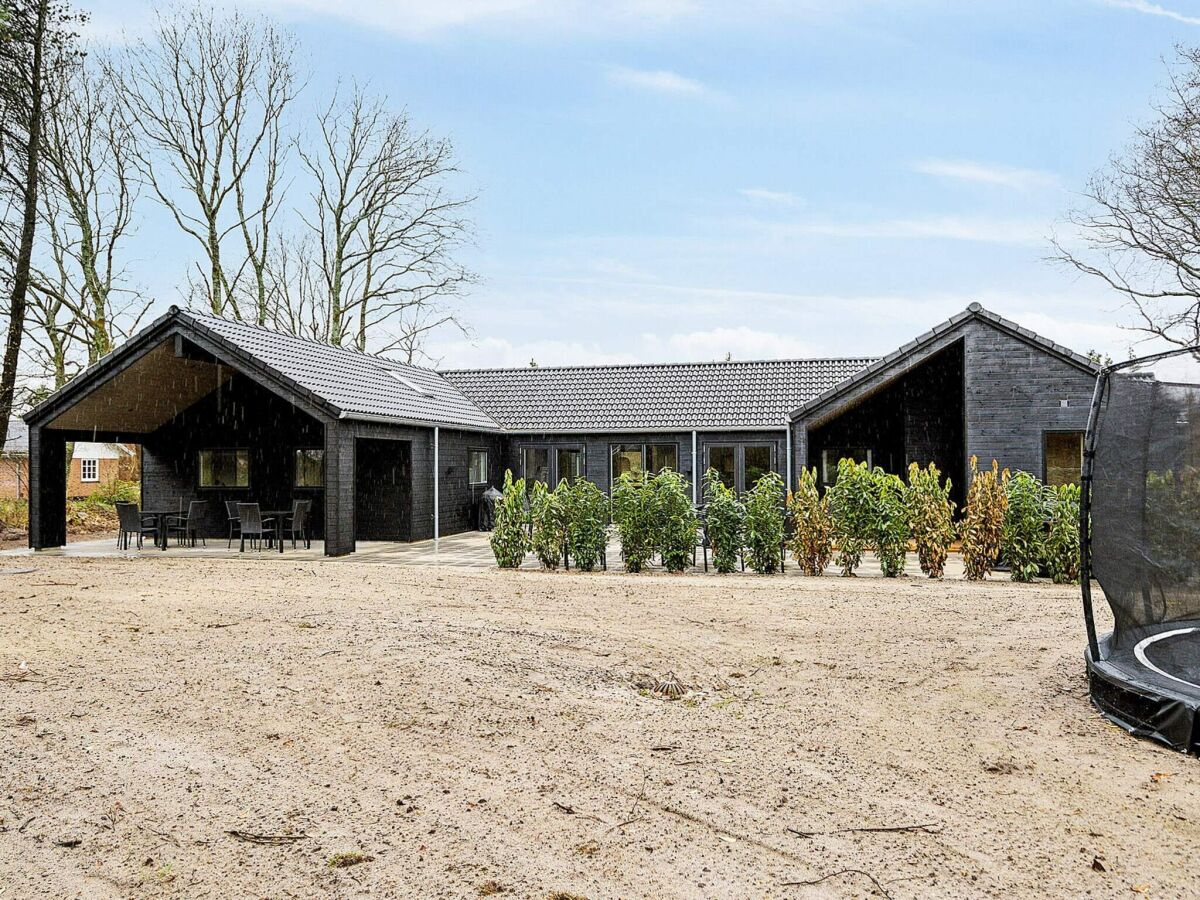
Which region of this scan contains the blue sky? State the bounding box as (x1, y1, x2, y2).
(78, 0, 1200, 367)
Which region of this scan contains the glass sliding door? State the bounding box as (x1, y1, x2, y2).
(557, 447, 583, 484)
(522, 447, 551, 485)
(647, 443, 678, 474)
(743, 445, 772, 489)
(610, 444, 644, 484)
(707, 445, 736, 489)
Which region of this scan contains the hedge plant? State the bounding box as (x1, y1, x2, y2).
(490, 470, 530, 568)
(1045, 482, 1081, 584)
(787, 467, 833, 575)
(871, 467, 908, 577)
(827, 458, 874, 576)
(530, 480, 569, 570)
(566, 478, 609, 572)
(744, 471, 785, 574)
(906, 462, 955, 579)
(961, 457, 1008, 581)
(703, 468, 744, 573)
(1002, 470, 1046, 582)
(612, 470, 656, 573)
(652, 469, 698, 573)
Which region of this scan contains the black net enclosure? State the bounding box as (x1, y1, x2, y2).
(1083, 348, 1200, 754)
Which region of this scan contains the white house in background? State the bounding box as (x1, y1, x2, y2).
(67, 441, 137, 498)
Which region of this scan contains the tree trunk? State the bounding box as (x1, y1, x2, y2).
(0, 0, 49, 453)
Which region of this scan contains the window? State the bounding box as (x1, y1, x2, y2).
(611, 444, 643, 480)
(821, 448, 872, 487)
(647, 443, 678, 474)
(522, 446, 550, 485)
(294, 449, 325, 488)
(744, 445, 773, 489)
(80, 458, 99, 483)
(707, 445, 736, 489)
(198, 449, 250, 488)
(1045, 432, 1084, 487)
(468, 449, 489, 485)
(556, 447, 582, 484)
(610, 442, 679, 488)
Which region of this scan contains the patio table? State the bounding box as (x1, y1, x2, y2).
(139, 509, 179, 551)
(261, 510, 294, 554)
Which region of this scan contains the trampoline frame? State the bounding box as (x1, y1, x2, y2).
(1080, 347, 1200, 754)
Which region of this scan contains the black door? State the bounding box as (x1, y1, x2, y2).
(355, 438, 412, 541)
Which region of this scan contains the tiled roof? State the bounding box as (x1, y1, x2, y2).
(179, 312, 504, 432)
(441, 357, 875, 432)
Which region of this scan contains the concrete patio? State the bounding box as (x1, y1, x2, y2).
(0, 529, 977, 577)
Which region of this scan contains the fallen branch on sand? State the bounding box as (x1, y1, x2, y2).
(781, 868, 892, 898)
(226, 829, 307, 845)
(786, 821, 941, 838)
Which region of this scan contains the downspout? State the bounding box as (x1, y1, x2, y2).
(433, 426, 440, 548)
(691, 430, 698, 505)
(785, 423, 792, 494)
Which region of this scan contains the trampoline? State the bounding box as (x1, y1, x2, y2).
(1082, 348, 1200, 754)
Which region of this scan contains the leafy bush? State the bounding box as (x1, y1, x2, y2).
(871, 467, 908, 577)
(565, 478, 609, 572)
(0, 498, 28, 531)
(906, 462, 955, 578)
(1002, 470, 1047, 582)
(489, 470, 530, 568)
(787, 467, 832, 575)
(651, 469, 697, 573)
(743, 471, 785, 574)
(612, 470, 656, 573)
(961, 457, 1008, 581)
(1045, 482, 1081, 584)
(530, 480, 569, 569)
(89, 478, 140, 507)
(702, 468, 744, 573)
(827, 458, 874, 576)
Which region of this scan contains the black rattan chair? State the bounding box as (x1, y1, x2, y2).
(168, 500, 207, 547)
(225, 500, 241, 549)
(117, 502, 157, 550)
(236, 503, 275, 552)
(282, 499, 311, 549)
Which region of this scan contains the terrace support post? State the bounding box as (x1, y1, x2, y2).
(324, 419, 355, 556)
(433, 426, 440, 548)
(691, 430, 698, 505)
(29, 425, 66, 549)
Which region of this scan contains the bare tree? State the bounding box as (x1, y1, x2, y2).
(286, 86, 474, 361)
(0, 0, 81, 448)
(32, 56, 147, 371)
(113, 5, 297, 322)
(1054, 46, 1200, 348)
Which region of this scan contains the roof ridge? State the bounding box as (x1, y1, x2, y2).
(442, 355, 879, 375)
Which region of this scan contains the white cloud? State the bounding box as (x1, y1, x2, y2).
(638, 326, 817, 361)
(730, 214, 1049, 245)
(739, 188, 802, 206)
(605, 66, 708, 96)
(913, 158, 1060, 192)
(428, 335, 641, 369)
(1098, 0, 1200, 26)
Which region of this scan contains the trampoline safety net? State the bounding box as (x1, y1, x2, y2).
(1085, 348, 1200, 754)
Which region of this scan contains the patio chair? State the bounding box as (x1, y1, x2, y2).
(236, 503, 275, 553)
(167, 500, 207, 547)
(282, 499, 311, 549)
(116, 502, 157, 550)
(225, 500, 241, 549)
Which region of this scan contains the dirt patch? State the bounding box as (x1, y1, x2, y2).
(0, 558, 1196, 898)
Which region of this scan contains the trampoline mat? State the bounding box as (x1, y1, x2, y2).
(1087, 621, 1200, 754)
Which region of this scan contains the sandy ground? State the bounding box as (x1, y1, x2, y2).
(1, 558, 1197, 900)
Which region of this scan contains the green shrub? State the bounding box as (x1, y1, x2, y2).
(1002, 470, 1046, 582)
(827, 458, 874, 576)
(89, 478, 140, 507)
(650, 469, 697, 573)
(787, 467, 832, 576)
(743, 471, 785, 574)
(1045, 482, 1081, 584)
(612, 470, 656, 573)
(0, 498, 28, 530)
(871, 467, 908, 577)
(565, 478, 609, 572)
(702, 468, 744, 573)
(490, 470, 530, 568)
(906, 462, 955, 579)
(961, 457, 1008, 581)
(530, 480, 569, 570)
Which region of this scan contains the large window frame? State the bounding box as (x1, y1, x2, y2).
(705, 442, 776, 494)
(1043, 430, 1084, 488)
(293, 448, 325, 490)
(197, 448, 251, 490)
(79, 458, 99, 483)
(468, 448, 490, 486)
(609, 441, 679, 490)
(520, 443, 585, 487)
(820, 447, 872, 488)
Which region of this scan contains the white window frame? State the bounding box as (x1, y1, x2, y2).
(468, 448, 489, 485)
(80, 458, 99, 483)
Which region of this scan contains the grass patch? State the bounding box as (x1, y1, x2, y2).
(327, 850, 373, 869)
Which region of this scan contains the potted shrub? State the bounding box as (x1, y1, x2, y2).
(1002, 470, 1046, 582)
(961, 456, 1007, 581)
(744, 471, 785, 574)
(827, 458, 873, 576)
(786, 467, 832, 576)
(871, 467, 908, 577)
(490, 470, 530, 568)
(906, 462, 955, 579)
(702, 468, 744, 573)
(566, 478, 609, 572)
(611, 470, 655, 573)
(1044, 482, 1081, 584)
(652, 469, 697, 573)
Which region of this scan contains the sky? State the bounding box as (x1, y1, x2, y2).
(73, 0, 1200, 368)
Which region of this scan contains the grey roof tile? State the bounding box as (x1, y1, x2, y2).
(441, 357, 875, 431)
